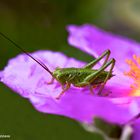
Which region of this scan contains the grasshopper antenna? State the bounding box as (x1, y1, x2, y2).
(0, 32, 53, 76)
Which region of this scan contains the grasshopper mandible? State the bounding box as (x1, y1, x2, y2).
(0, 32, 115, 99)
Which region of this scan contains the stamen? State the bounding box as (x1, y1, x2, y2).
(124, 55, 140, 96)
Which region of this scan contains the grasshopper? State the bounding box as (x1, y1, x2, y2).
(0, 32, 115, 99)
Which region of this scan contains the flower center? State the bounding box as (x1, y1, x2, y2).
(124, 54, 140, 96)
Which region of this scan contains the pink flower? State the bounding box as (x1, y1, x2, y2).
(0, 24, 140, 139)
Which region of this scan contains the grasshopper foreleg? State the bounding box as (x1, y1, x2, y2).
(56, 82, 71, 99)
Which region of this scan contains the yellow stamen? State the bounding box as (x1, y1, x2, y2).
(125, 55, 140, 96)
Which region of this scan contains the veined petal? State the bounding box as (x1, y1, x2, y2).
(67, 24, 140, 96)
(0, 50, 139, 124)
(29, 92, 140, 124)
(0, 50, 85, 98)
(67, 24, 140, 72)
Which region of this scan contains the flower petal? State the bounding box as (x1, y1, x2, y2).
(67, 24, 140, 72)
(67, 24, 140, 97)
(0, 50, 85, 98)
(31, 92, 140, 124)
(0, 50, 139, 124)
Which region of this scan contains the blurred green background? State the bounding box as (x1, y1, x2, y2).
(0, 0, 140, 140)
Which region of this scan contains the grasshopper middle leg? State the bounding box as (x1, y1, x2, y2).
(56, 82, 71, 99)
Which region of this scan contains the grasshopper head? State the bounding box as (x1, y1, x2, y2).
(53, 67, 61, 80)
(53, 67, 66, 84)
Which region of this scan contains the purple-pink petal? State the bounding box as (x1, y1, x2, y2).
(29, 92, 140, 124)
(0, 50, 139, 124)
(67, 24, 140, 97)
(0, 51, 86, 98)
(67, 24, 140, 72)
(67, 24, 140, 139)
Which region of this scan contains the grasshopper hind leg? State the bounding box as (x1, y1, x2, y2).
(98, 59, 115, 96)
(83, 50, 110, 69)
(84, 58, 115, 96)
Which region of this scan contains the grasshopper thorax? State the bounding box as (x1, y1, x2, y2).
(53, 67, 64, 82)
(53, 67, 114, 87)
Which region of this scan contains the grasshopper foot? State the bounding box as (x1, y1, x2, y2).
(89, 85, 94, 95)
(56, 91, 65, 100)
(47, 78, 54, 85)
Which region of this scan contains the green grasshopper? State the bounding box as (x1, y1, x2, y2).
(0, 32, 115, 99)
